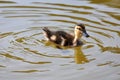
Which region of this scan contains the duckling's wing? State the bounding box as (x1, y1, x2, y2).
(55, 31, 74, 46)
(56, 31, 74, 40)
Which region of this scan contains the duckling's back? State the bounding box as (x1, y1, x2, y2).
(42, 27, 82, 46)
(42, 27, 62, 44)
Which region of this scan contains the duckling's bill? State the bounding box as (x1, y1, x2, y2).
(82, 29, 90, 37)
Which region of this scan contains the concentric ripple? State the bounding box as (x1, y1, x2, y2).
(0, 0, 120, 80)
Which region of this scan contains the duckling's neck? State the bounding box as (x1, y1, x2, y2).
(73, 35, 80, 43)
(73, 30, 82, 43)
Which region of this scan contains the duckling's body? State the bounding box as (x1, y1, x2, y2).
(42, 23, 89, 47)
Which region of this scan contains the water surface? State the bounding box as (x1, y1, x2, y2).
(0, 0, 120, 80)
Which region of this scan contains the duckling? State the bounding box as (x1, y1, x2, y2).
(42, 23, 90, 47)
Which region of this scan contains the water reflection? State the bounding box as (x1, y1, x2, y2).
(43, 40, 89, 64)
(74, 46, 89, 64)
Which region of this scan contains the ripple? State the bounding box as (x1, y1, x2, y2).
(0, 65, 6, 68)
(12, 69, 49, 73)
(0, 1, 120, 80)
(24, 48, 73, 58)
(0, 1, 16, 4)
(0, 32, 13, 39)
(97, 61, 113, 66)
(97, 44, 120, 54)
(0, 52, 51, 64)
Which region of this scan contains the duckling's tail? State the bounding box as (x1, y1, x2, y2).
(42, 27, 49, 32)
(42, 27, 51, 38)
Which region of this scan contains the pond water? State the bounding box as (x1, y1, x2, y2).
(0, 0, 120, 80)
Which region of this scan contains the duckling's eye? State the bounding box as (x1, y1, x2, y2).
(77, 28, 82, 31)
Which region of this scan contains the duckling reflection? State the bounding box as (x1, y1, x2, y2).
(42, 40, 89, 64)
(41, 40, 64, 49)
(73, 46, 89, 64)
(41, 39, 78, 49)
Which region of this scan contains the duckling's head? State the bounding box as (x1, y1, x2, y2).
(74, 23, 90, 38)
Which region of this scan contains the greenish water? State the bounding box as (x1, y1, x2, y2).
(0, 0, 120, 80)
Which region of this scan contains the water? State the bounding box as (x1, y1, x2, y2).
(0, 0, 120, 80)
